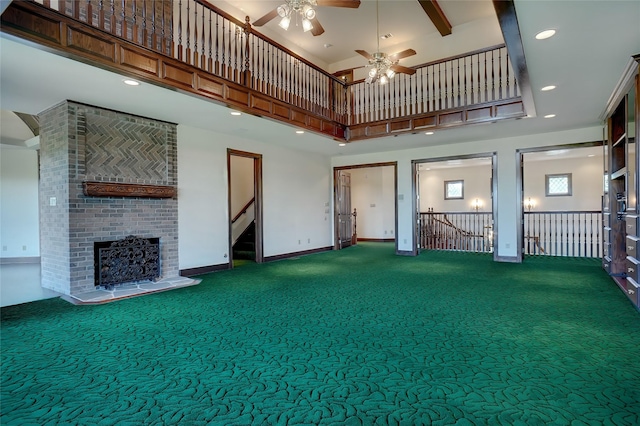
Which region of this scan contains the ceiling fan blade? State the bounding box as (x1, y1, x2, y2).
(390, 64, 417, 75)
(389, 49, 417, 61)
(253, 9, 279, 27)
(316, 0, 361, 8)
(310, 17, 325, 36)
(355, 50, 374, 60)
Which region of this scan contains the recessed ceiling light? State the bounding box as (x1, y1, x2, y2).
(296, 130, 305, 134)
(541, 85, 556, 91)
(544, 114, 556, 118)
(339, 143, 346, 147)
(588, 154, 595, 157)
(230, 111, 241, 116)
(535, 29, 556, 40)
(380, 34, 393, 39)
(123, 79, 140, 86)
(323, 43, 333, 48)
(425, 131, 434, 135)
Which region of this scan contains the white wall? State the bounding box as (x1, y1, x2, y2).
(419, 164, 493, 212)
(178, 125, 333, 270)
(523, 155, 603, 211)
(230, 155, 254, 216)
(332, 126, 602, 259)
(0, 146, 40, 258)
(350, 166, 395, 239)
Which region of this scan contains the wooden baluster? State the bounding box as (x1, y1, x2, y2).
(131, 0, 137, 43)
(418, 69, 424, 114)
(457, 58, 461, 107)
(198, 6, 204, 69)
(185, 0, 191, 65)
(403, 74, 409, 117)
(476, 54, 482, 103)
(43, 0, 51, 7)
(463, 57, 468, 106)
(247, 29, 254, 88)
(233, 24, 238, 82)
(470, 55, 474, 105)
(207, 10, 213, 73)
(505, 49, 510, 99)
(150, 0, 156, 50)
(221, 18, 226, 78)
(491, 49, 496, 101)
(109, 0, 115, 34)
(437, 63, 442, 110)
(141, 0, 148, 47)
(74, 0, 80, 20)
(244, 17, 251, 87)
(159, 0, 164, 53)
(177, 0, 183, 61)
(193, 3, 198, 68)
(121, 0, 126, 39)
(227, 19, 233, 80)
(498, 48, 503, 100)
(260, 39, 266, 94)
(484, 51, 488, 103)
(450, 59, 455, 108)
(214, 14, 219, 75)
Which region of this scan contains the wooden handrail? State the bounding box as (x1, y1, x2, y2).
(232, 197, 255, 223)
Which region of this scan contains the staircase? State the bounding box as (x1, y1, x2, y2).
(233, 222, 255, 261)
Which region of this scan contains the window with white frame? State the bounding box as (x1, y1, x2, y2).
(546, 173, 572, 196)
(444, 180, 464, 200)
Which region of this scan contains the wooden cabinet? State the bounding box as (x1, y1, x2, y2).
(603, 54, 640, 310)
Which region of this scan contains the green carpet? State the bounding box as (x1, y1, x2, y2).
(2, 243, 639, 425)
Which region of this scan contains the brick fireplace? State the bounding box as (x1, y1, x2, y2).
(38, 101, 179, 297)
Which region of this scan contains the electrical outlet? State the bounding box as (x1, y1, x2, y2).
(384, 230, 387, 234)
(298, 240, 301, 245)
(22, 245, 27, 251)
(390, 230, 394, 235)
(506, 243, 511, 249)
(307, 238, 310, 243)
(2, 245, 7, 251)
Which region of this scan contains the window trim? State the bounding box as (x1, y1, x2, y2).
(444, 179, 464, 200)
(545, 173, 572, 197)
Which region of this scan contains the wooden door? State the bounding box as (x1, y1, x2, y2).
(337, 171, 353, 249)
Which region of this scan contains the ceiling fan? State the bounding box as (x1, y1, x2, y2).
(356, 0, 416, 84)
(252, 0, 361, 36)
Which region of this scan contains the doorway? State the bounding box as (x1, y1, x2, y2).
(227, 149, 263, 267)
(412, 153, 497, 260)
(517, 143, 604, 261)
(333, 162, 398, 253)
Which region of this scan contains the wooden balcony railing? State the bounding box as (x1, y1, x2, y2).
(420, 211, 494, 253)
(349, 45, 519, 124)
(524, 211, 602, 258)
(5, 0, 526, 141)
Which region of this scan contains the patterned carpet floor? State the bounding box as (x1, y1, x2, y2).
(2, 243, 639, 425)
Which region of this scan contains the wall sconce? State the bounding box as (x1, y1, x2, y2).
(471, 198, 483, 212)
(524, 197, 536, 211)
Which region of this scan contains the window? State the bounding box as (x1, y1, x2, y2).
(444, 180, 464, 200)
(546, 173, 572, 196)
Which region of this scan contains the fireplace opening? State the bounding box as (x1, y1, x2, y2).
(94, 236, 160, 289)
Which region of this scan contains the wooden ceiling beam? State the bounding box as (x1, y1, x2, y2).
(493, 0, 536, 118)
(417, 0, 452, 36)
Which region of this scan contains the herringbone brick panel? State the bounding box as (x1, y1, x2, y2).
(85, 113, 168, 183)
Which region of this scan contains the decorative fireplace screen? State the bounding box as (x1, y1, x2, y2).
(94, 236, 160, 288)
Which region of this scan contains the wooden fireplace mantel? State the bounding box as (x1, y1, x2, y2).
(83, 181, 177, 198)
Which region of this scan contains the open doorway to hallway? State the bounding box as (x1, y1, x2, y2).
(333, 163, 398, 253)
(413, 154, 496, 259)
(518, 144, 604, 260)
(228, 149, 263, 268)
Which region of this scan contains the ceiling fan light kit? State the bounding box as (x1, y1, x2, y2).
(358, 0, 417, 84)
(253, 0, 360, 37)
